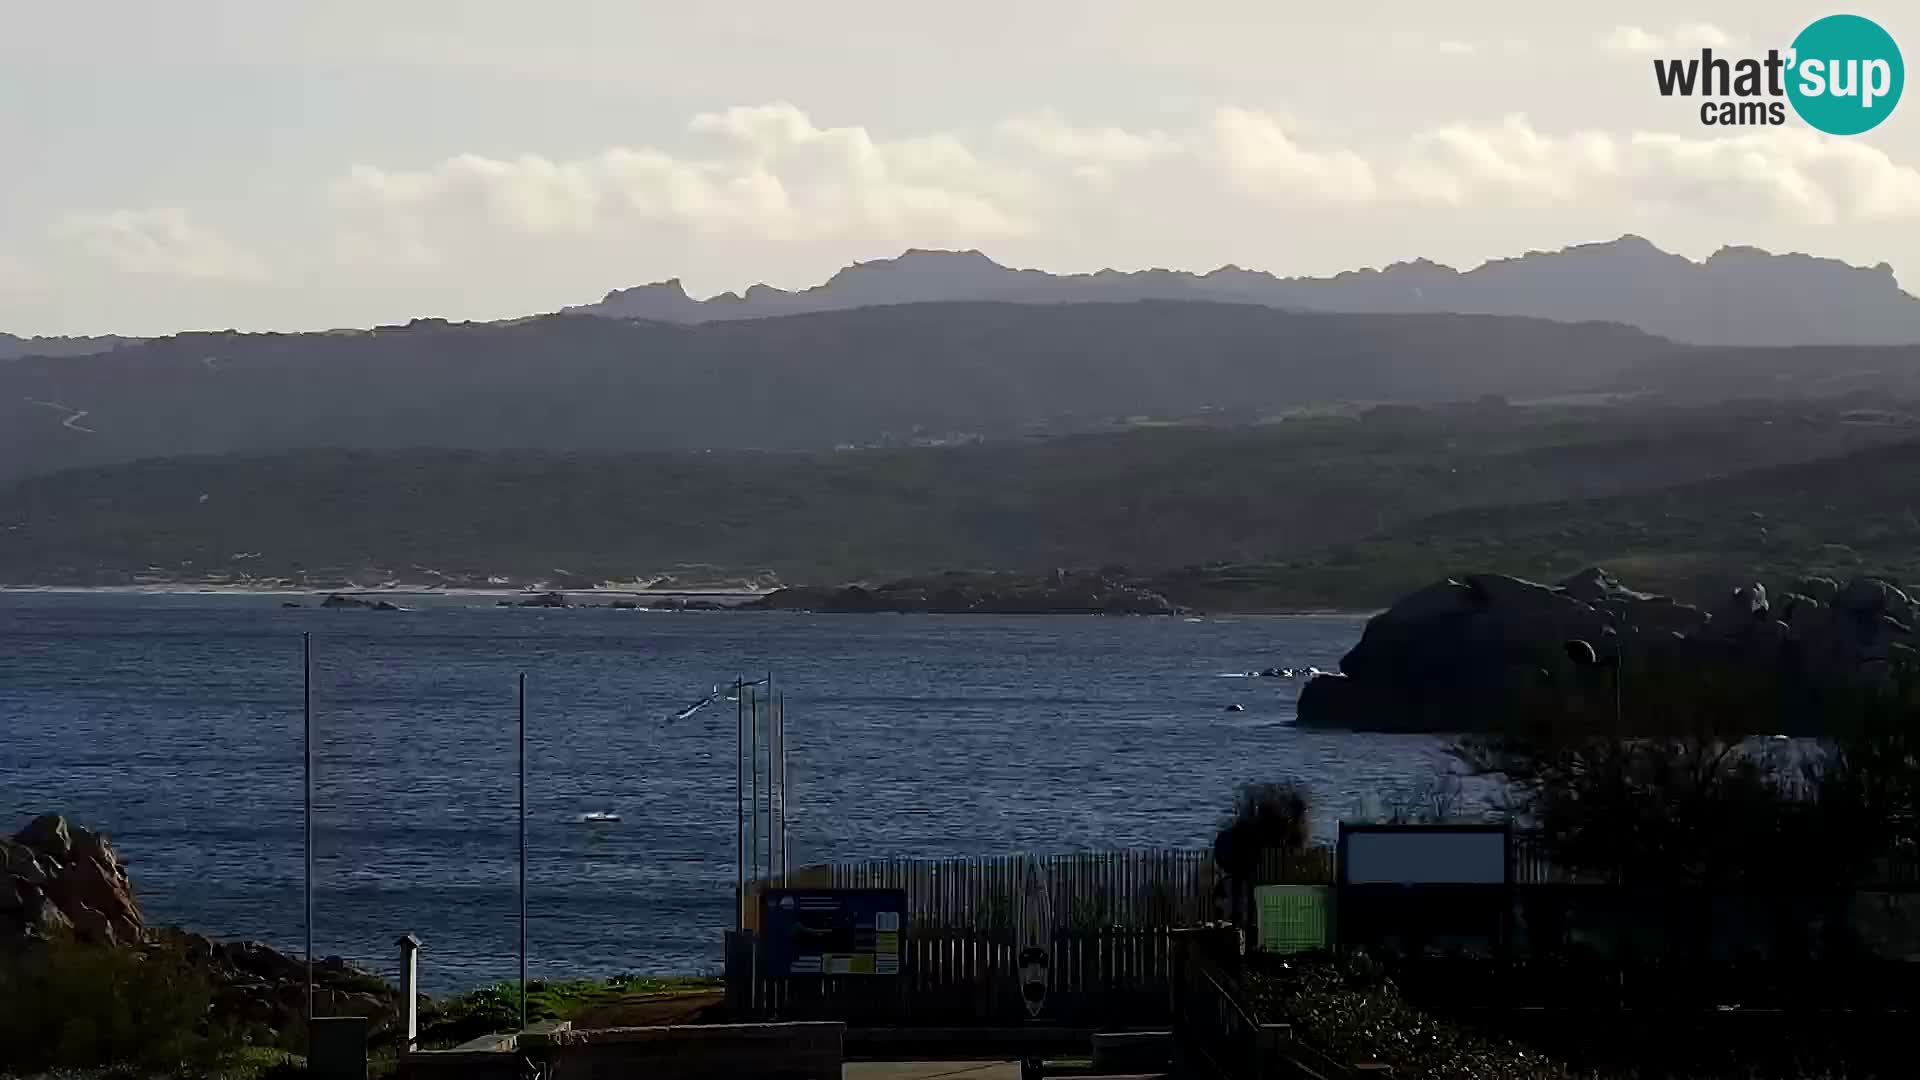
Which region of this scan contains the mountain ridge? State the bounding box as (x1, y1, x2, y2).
(568, 236, 1920, 347)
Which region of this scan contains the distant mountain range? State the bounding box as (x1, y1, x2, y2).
(7, 236, 1918, 358)
(569, 236, 1920, 348)
(0, 332, 137, 361)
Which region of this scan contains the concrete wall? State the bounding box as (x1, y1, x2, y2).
(401, 1022, 844, 1080)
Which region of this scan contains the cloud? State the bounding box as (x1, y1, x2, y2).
(1602, 23, 1738, 54)
(52, 209, 269, 281)
(323, 103, 1920, 280)
(999, 111, 1177, 165)
(335, 103, 1033, 265)
(1396, 115, 1920, 224)
(1436, 40, 1477, 56)
(1206, 108, 1380, 204)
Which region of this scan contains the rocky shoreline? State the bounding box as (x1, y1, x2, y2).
(1298, 567, 1918, 734)
(747, 569, 1181, 615)
(4, 815, 405, 1045)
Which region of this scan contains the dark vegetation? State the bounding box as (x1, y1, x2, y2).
(5, 398, 1918, 601)
(0, 937, 298, 1079)
(0, 934, 718, 1077)
(1308, 436, 1920, 604)
(1218, 683, 1920, 1077)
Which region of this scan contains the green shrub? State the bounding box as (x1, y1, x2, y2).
(0, 937, 224, 1074)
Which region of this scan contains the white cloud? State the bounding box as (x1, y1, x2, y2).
(999, 111, 1177, 166)
(52, 208, 268, 281)
(1602, 23, 1738, 54)
(316, 103, 1920, 288)
(336, 103, 1032, 266)
(1207, 108, 1379, 204)
(1436, 40, 1477, 56)
(1395, 115, 1920, 224)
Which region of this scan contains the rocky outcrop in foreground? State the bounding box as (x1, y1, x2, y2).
(5, 815, 403, 1042)
(1297, 567, 1918, 733)
(751, 569, 1178, 615)
(3, 814, 143, 945)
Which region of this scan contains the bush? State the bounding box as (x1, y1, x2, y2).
(0, 937, 227, 1074)
(1213, 781, 1311, 879)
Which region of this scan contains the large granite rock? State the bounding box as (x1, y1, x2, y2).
(1297, 568, 1919, 733)
(4, 815, 142, 945)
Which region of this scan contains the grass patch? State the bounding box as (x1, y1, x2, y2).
(421, 975, 722, 1045)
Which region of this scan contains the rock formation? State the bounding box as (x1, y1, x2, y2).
(3, 814, 142, 945)
(4, 815, 404, 1043)
(1297, 567, 1919, 733)
(320, 593, 401, 610)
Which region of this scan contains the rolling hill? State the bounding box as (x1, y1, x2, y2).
(0, 301, 1674, 483)
(2, 400, 1913, 596)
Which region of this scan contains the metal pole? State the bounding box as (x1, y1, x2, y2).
(749, 684, 760, 887)
(780, 693, 789, 885)
(1615, 642, 1625, 731)
(734, 678, 743, 927)
(518, 671, 527, 1031)
(764, 672, 773, 885)
(304, 632, 314, 1027)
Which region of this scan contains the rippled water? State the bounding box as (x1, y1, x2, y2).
(0, 593, 1451, 991)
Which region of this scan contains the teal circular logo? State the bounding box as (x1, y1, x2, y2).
(1787, 14, 1904, 135)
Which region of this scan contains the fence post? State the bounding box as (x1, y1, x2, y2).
(395, 934, 420, 1051)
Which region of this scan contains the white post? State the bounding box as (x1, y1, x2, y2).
(396, 934, 421, 1050)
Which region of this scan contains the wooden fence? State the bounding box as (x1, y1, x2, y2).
(748, 924, 1184, 1025)
(742, 848, 1227, 934)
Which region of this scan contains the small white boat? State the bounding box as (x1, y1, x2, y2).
(577, 811, 621, 823)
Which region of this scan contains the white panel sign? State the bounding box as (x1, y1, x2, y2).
(1344, 831, 1507, 885)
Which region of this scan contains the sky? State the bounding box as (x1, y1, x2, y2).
(2, 0, 1917, 336)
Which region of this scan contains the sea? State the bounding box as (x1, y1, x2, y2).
(0, 591, 1457, 992)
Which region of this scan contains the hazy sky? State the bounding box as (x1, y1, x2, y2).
(2, 0, 1917, 335)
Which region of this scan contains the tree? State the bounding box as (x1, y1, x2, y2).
(1213, 781, 1312, 880)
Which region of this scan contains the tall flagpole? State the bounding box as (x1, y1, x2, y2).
(764, 672, 773, 884)
(775, 687, 783, 883)
(749, 684, 759, 888)
(303, 632, 314, 1028)
(735, 677, 745, 928)
(518, 672, 528, 1031)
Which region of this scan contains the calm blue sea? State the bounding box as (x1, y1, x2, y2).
(0, 593, 1450, 991)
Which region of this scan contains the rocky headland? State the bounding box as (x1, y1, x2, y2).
(1297, 567, 1918, 734)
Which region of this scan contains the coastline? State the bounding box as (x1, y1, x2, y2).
(0, 584, 774, 599)
(0, 583, 1373, 616)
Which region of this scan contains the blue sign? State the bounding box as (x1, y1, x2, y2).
(762, 888, 907, 978)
